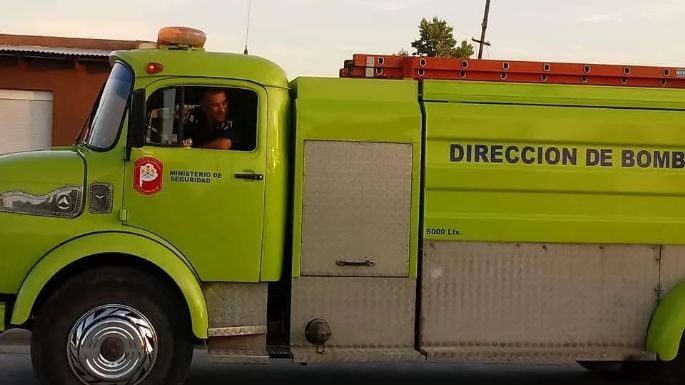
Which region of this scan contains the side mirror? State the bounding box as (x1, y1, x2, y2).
(126, 88, 146, 161)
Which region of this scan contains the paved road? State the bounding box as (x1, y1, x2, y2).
(0, 330, 648, 385)
(0, 350, 648, 385)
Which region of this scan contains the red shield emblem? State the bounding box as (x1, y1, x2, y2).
(133, 157, 163, 195)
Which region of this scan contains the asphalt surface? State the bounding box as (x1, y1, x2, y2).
(0, 330, 649, 385)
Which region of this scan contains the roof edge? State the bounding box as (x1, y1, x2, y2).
(0, 33, 150, 51)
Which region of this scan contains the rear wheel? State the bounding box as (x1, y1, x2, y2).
(31, 266, 193, 385)
(652, 337, 685, 385)
(579, 360, 655, 382)
(577, 361, 620, 374)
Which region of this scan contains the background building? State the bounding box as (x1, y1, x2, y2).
(0, 34, 146, 154)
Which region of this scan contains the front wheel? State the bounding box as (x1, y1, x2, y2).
(31, 266, 193, 385)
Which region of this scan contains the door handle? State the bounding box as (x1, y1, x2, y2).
(335, 259, 376, 267)
(234, 172, 264, 181)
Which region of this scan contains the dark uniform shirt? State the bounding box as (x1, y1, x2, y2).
(184, 108, 246, 150)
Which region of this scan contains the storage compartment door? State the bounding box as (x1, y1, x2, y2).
(300, 140, 413, 277)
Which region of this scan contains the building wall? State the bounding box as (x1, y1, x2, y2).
(0, 55, 111, 146)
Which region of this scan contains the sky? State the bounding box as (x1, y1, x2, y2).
(3, 0, 685, 78)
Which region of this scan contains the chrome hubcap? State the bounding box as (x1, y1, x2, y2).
(67, 304, 158, 385)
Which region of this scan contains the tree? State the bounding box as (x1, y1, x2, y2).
(396, 49, 410, 56)
(410, 17, 474, 58)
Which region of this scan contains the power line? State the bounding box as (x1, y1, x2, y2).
(471, 0, 492, 60)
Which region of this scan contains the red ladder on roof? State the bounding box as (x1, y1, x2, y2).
(339, 54, 685, 89)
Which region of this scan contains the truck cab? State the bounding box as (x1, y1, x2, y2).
(113, 47, 290, 284)
(0, 28, 293, 384)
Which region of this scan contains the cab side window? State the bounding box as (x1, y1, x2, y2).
(145, 88, 181, 146)
(145, 86, 258, 151)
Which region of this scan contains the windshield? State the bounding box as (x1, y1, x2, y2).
(83, 62, 134, 150)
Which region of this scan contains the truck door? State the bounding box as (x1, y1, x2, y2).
(122, 80, 267, 282)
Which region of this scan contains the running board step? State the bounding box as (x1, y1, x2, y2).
(208, 325, 267, 337)
(207, 350, 269, 364)
(207, 333, 269, 364)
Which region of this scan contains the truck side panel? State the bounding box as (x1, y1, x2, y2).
(423, 104, 685, 244)
(288, 77, 422, 361)
(420, 80, 685, 361)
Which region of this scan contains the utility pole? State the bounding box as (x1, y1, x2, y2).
(471, 0, 492, 59)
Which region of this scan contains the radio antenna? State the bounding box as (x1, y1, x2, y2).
(244, 0, 252, 55)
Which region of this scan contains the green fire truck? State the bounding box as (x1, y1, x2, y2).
(2, 26, 685, 385)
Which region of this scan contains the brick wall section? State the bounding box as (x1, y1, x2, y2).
(0, 34, 148, 146)
(0, 56, 110, 145)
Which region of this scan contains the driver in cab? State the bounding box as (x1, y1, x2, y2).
(183, 88, 242, 150)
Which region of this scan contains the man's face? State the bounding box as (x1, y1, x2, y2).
(201, 91, 228, 124)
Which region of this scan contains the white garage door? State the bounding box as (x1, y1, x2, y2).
(0, 90, 53, 155)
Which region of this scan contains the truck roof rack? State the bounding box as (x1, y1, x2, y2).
(339, 54, 685, 89)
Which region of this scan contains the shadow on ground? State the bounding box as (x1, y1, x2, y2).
(185, 351, 643, 385)
(0, 332, 648, 385)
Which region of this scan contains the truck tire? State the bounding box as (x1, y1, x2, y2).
(580, 360, 654, 381)
(652, 336, 685, 385)
(577, 361, 619, 374)
(31, 266, 193, 385)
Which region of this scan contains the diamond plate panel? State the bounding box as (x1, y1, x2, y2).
(291, 277, 416, 355)
(291, 347, 423, 363)
(422, 347, 654, 363)
(207, 334, 268, 364)
(420, 241, 659, 360)
(208, 325, 267, 337)
(659, 246, 685, 297)
(301, 140, 413, 277)
(203, 283, 267, 328)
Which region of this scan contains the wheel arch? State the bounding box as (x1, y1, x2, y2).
(10, 231, 209, 339)
(647, 280, 685, 361)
